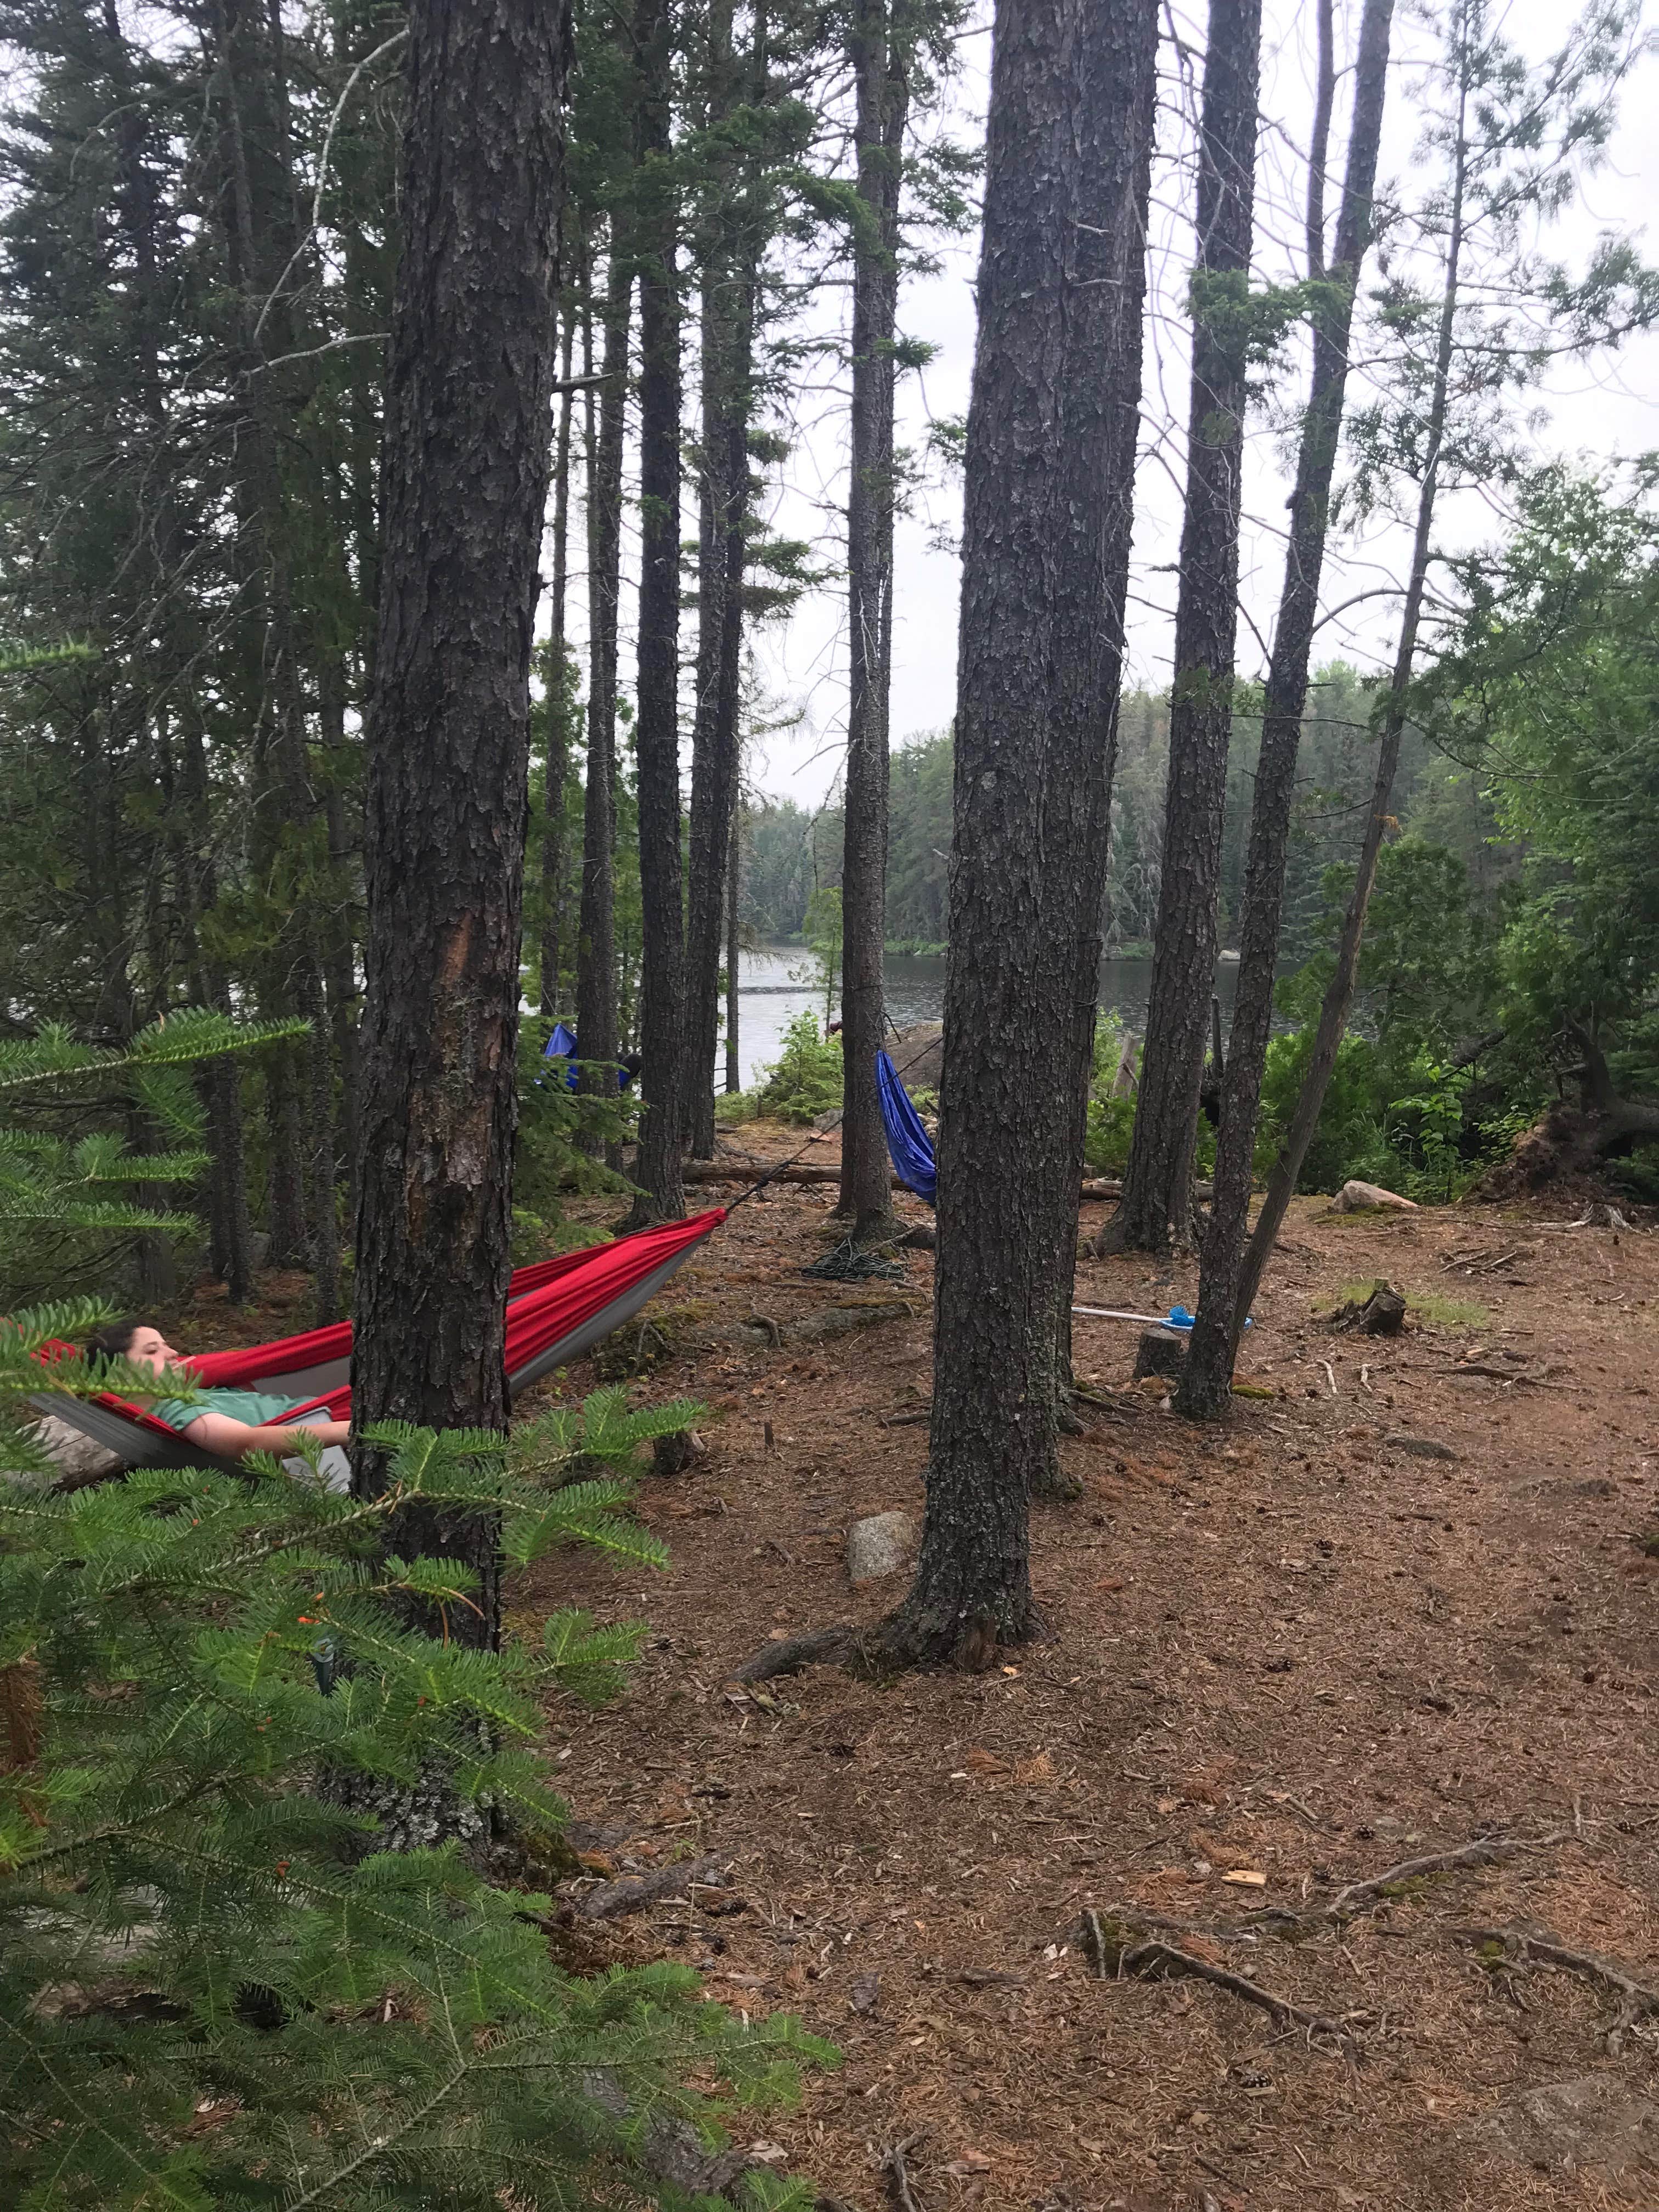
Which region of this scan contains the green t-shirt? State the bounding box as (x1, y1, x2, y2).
(147, 1387, 309, 1437)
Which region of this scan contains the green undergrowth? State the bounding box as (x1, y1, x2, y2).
(1329, 1277, 1491, 1330)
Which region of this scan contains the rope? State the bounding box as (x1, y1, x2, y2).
(724, 1025, 941, 1212)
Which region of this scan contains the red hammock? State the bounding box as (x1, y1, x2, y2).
(30, 1209, 725, 1474)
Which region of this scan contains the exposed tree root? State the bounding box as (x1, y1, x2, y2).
(1455, 1922, 1659, 2048)
(1079, 1909, 1359, 2045)
(729, 1625, 860, 1683)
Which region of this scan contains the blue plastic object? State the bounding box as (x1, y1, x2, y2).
(876, 1049, 936, 1205)
(1163, 1303, 1250, 1332)
(543, 1022, 630, 1092)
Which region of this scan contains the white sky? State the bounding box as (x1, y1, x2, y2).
(733, 0, 1659, 806)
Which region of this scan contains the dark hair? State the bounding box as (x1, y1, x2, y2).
(84, 1318, 147, 1369)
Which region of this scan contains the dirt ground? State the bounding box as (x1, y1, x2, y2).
(191, 1133, 1659, 2211)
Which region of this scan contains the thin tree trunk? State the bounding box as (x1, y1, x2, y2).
(575, 213, 631, 1120)
(882, 0, 1158, 1667)
(1306, 0, 1335, 280)
(539, 298, 577, 1019)
(1103, 0, 1262, 1256)
(725, 801, 742, 1093)
(626, 0, 687, 1227)
(1229, 30, 1468, 1331)
(353, 0, 569, 1648)
(684, 0, 765, 1158)
(1178, 0, 1395, 1415)
(837, 0, 909, 1234)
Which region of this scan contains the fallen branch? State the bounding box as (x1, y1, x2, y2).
(574, 1853, 731, 1921)
(884, 2135, 926, 2212)
(1079, 1910, 1353, 2042)
(729, 1625, 858, 1683)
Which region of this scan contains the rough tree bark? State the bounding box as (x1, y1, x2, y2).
(1178, 0, 1395, 1415)
(684, 0, 765, 1156)
(353, 0, 570, 1647)
(837, 0, 910, 1235)
(1229, 26, 1469, 1331)
(881, 0, 1157, 1667)
(725, 803, 743, 1094)
(1102, 0, 1261, 1256)
(625, 0, 686, 1225)
(539, 298, 578, 1020)
(575, 211, 631, 1121)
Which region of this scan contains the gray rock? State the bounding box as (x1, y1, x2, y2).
(885, 1022, 943, 1094)
(1335, 1177, 1417, 1212)
(845, 1508, 919, 1584)
(1384, 1432, 1458, 1460)
(1487, 2075, 1659, 2176)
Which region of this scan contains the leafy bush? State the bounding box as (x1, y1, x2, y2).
(0, 1316, 832, 2209)
(1258, 1030, 1395, 1193)
(755, 1012, 843, 1125)
(1084, 1015, 1136, 1172)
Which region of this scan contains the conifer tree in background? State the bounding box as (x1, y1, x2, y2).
(626, 0, 687, 1225)
(836, 0, 911, 1237)
(352, 0, 569, 1633)
(1104, 0, 1262, 1257)
(1178, 0, 1396, 1414)
(883, 0, 1157, 1665)
(1182, 0, 1655, 1411)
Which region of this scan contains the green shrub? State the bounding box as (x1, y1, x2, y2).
(0, 1316, 832, 2209)
(755, 1012, 843, 1125)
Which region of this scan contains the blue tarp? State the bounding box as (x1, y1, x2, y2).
(543, 1023, 631, 1092)
(876, 1049, 936, 1205)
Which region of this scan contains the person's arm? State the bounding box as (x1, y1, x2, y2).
(182, 1412, 352, 1459)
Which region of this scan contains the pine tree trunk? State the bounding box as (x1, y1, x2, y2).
(539, 301, 577, 1019)
(684, 0, 764, 1158)
(837, 0, 909, 1235)
(575, 218, 630, 1119)
(882, 0, 1157, 1667)
(725, 803, 742, 1093)
(1229, 30, 1467, 1331)
(353, 0, 569, 1647)
(1104, 0, 1261, 1256)
(1178, 0, 1395, 1415)
(625, 0, 686, 1227)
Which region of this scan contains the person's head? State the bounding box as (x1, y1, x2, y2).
(84, 1318, 180, 1378)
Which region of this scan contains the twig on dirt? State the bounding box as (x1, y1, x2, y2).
(883, 2134, 926, 2212)
(1079, 1909, 1355, 2043)
(573, 1854, 732, 1921)
(1455, 1923, 1659, 2047)
(1321, 1359, 1338, 1397)
(1444, 1364, 1558, 1387)
(878, 1406, 932, 1428)
(729, 1625, 859, 1683)
(1359, 1363, 1373, 1393)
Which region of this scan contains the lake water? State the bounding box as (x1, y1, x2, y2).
(730, 943, 1241, 1091)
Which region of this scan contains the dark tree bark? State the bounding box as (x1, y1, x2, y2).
(882, 0, 1157, 1667)
(836, 0, 910, 1235)
(539, 298, 578, 1020)
(684, 0, 765, 1158)
(353, 0, 570, 1648)
(725, 802, 742, 1094)
(1178, 0, 1395, 1416)
(575, 215, 631, 1120)
(625, 0, 686, 1227)
(1103, 0, 1261, 1257)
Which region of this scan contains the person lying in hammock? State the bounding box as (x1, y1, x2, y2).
(84, 1319, 352, 1476)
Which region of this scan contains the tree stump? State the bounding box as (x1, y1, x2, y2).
(1133, 1328, 1188, 1381)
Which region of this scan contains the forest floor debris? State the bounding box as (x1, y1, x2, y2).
(185, 1122, 1659, 2210)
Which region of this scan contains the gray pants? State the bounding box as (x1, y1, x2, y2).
(283, 1409, 352, 1497)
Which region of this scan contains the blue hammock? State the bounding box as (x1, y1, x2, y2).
(543, 1022, 632, 1092)
(876, 1049, 936, 1204)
